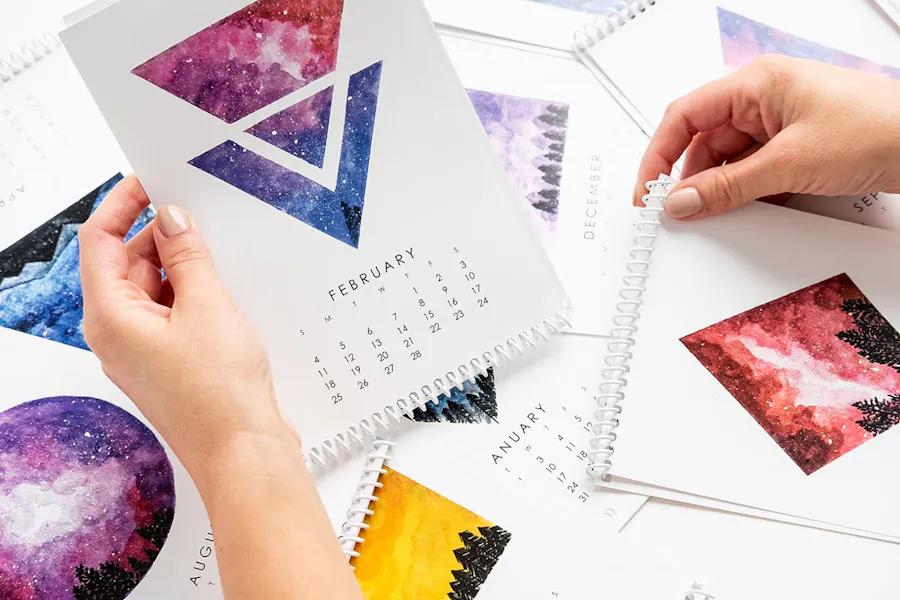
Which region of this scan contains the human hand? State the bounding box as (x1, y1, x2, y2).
(78, 175, 297, 482)
(634, 55, 900, 219)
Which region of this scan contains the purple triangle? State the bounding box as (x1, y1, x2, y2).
(245, 86, 333, 168)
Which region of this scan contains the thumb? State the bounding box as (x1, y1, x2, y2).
(665, 143, 786, 219)
(153, 205, 220, 297)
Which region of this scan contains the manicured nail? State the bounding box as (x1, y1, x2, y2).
(157, 206, 191, 237)
(666, 187, 703, 218)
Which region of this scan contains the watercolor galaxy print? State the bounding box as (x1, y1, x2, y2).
(717, 8, 900, 80)
(131, 0, 344, 123)
(410, 369, 498, 424)
(467, 90, 569, 242)
(0, 396, 175, 600)
(0, 174, 153, 351)
(350, 467, 511, 599)
(245, 85, 334, 168)
(519, 0, 622, 14)
(682, 274, 900, 475)
(190, 62, 381, 248)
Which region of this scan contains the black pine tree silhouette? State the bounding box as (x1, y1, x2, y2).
(72, 507, 174, 599)
(852, 395, 900, 436)
(836, 298, 900, 372)
(340, 203, 363, 245)
(448, 525, 512, 600)
(409, 370, 498, 424)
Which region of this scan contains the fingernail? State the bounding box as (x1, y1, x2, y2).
(157, 206, 191, 237)
(666, 187, 703, 218)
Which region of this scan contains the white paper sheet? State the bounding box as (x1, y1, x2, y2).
(60, 0, 570, 458)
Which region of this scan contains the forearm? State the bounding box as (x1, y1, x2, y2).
(192, 433, 364, 600)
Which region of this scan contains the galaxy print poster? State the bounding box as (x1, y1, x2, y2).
(0, 174, 153, 351)
(350, 467, 511, 599)
(467, 90, 569, 245)
(717, 8, 900, 80)
(682, 274, 900, 475)
(0, 396, 175, 600)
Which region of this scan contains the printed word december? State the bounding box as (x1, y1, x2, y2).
(328, 248, 416, 301)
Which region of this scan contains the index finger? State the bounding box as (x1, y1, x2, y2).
(79, 175, 152, 292)
(633, 74, 744, 205)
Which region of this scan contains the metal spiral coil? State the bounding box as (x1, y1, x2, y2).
(586, 175, 673, 483)
(572, 0, 657, 49)
(338, 439, 395, 563)
(304, 308, 572, 471)
(0, 32, 61, 83)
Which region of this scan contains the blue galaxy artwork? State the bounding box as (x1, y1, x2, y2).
(190, 61, 382, 249)
(245, 85, 334, 168)
(410, 369, 498, 424)
(0, 174, 154, 350)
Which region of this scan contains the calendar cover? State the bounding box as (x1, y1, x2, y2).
(60, 0, 569, 459)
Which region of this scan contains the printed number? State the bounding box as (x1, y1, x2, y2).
(371, 338, 382, 348)
(471, 284, 481, 294)
(453, 310, 465, 321)
(339, 341, 346, 350)
(410, 350, 422, 361)
(453, 246, 459, 253)
(430, 323, 442, 334)
(403, 337, 414, 348)
(344, 353, 355, 363)
(397, 324, 408, 334)
(367, 327, 374, 335)
(464, 272, 476, 281)
(557, 472, 566, 483)
(567, 483, 579, 493)
(317, 368, 328, 377)
(392, 312, 398, 321)
(546, 463, 557, 473)
(436, 273, 443, 282)
(314, 356, 321, 364)
(349, 366, 361, 376)
(477, 298, 490, 308)
(358, 380, 369, 390)
(460, 260, 467, 269)
(578, 451, 588, 461)
(324, 380, 336, 390)
(536, 456, 544, 464)
(384, 364, 394, 375)
(447, 298, 457, 307)
(332, 393, 343, 404)
(578, 492, 589, 503)
(377, 351, 390, 362)
(419, 298, 426, 307)
(423, 310, 435, 320)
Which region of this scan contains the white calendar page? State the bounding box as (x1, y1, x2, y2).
(0, 46, 127, 250)
(61, 0, 569, 456)
(440, 33, 649, 334)
(0, 328, 221, 598)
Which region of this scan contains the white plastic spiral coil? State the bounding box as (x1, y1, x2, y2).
(338, 439, 395, 563)
(572, 0, 658, 49)
(685, 581, 716, 600)
(586, 175, 673, 483)
(304, 309, 572, 471)
(0, 32, 61, 84)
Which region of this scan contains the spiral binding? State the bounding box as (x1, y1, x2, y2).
(685, 582, 716, 600)
(586, 175, 673, 483)
(338, 438, 395, 563)
(304, 309, 572, 470)
(572, 0, 658, 49)
(0, 32, 61, 84)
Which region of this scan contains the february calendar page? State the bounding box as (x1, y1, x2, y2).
(61, 0, 569, 457)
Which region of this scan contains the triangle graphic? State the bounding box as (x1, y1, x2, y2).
(131, 0, 345, 123)
(189, 62, 382, 248)
(245, 86, 333, 169)
(717, 7, 900, 80)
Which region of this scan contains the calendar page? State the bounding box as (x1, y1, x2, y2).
(0, 328, 221, 598)
(61, 0, 569, 457)
(0, 43, 127, 250)
(440, 32, 649, 335)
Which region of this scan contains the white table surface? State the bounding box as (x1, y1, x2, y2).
(5, 0, 900, 597)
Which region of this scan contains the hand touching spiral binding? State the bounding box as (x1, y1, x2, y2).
(635, 55, 900, 219)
